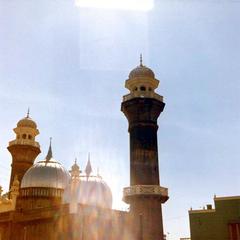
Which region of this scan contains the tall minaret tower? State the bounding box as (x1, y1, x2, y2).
(7, 111, 41, 189)
(121, 56, 169, 240)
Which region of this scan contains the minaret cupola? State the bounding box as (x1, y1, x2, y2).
(123, 55, 163, 102)
(13, 109, 39, 144)
(69, 158, 81, 180)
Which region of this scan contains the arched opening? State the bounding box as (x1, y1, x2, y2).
(140, 86, 146, 91)
(22, 134, 27, 139)
(28, 135, 32, 140)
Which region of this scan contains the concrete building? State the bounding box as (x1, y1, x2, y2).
(0, 60, 168, 240)
(189, 196, 240, 240)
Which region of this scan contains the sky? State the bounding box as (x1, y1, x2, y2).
(0, 0, 240, 239)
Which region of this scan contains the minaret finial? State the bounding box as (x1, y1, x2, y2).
(140, 54, 143, 66)
(27, 107, 30, 118)
(46, 137, 53, 161)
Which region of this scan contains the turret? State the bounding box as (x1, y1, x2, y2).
(7, 111, 41, 189)
(121, 56, 168, 240)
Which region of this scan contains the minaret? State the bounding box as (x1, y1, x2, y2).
(121, 56, 169, 240)
(7, 111, 41, 189)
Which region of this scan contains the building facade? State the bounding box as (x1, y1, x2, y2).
(189, 196, 240, 240)
(0, 61, 168, 240)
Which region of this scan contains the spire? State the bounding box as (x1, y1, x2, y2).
(85, 153, 92, 177)
(26, 108, 30, 118)
(140, 54, 143, 66)
(46, 137, 53, 161)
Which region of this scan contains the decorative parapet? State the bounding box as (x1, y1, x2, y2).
(123, 185, 168, 203)
(123, 92, 163, 102)
(20, 187, 63, 198)
(8, 139, 40, 148)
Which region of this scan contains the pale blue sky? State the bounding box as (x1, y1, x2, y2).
(0, 0, 240, 239)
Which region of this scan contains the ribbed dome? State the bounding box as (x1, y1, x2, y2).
(17, 117, 37, 129)
(64, 159, 112, 209)
(21, 158, 70, 189)
(129, 65, 155, 79)
(79, 175, 112, 208)
(64, 175, 112, 209)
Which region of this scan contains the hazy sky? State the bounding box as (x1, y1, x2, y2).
(0, 0, 240, 239)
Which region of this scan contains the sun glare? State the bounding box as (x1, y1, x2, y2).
(75, 0, 154, 11)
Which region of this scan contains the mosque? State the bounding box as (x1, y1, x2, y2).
(0, 60, 168, 240)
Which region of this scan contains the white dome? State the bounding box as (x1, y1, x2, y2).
(21, 158, 70, 189)
(64, 175, 112, 209)
(80, 175, 112, 208)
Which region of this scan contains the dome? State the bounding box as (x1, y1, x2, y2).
(17, 116, 37, 129)
(21, 159, 70, 189)
(129, 65, 155, 79)
(21, 143, 70, 189)
(64, 175, 112, 209)
(64, 159, 112, 209)
(78, 175, 112, 208)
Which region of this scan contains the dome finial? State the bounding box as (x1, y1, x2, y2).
(26, 107, 30, 118)
(46, 137, 53, 162)
(140, 54, 143, 66)
(85, 153, 92, 178)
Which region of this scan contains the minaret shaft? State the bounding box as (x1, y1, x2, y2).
(122, 97, 167, 240)
(130, 126, 159, 185)
(8, 145, 40, 189)
(122, 98, 164, 186)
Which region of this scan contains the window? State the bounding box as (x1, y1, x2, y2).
(140, 86, 146, 91)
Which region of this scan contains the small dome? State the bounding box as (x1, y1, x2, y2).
(129, 65, 155, 79)
(78, 175, 112, 208)
(17, 117, 37, 129)
(64, 175, 112, 209)
(64, 159, 112, 209)
(21, 158, 70, 189)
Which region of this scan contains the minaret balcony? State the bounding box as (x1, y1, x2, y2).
(123, 185, 168, 204)
(123, 92, 163, 102)
(9, 139, 40, 148)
